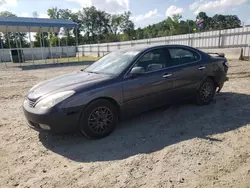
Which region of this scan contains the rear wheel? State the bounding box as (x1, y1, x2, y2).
(196, 78, 216, 105)
(79, 99, 118, 139)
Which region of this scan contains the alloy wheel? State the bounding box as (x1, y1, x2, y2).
(200, 82, 213, 102)
(88, 107, 114, 134)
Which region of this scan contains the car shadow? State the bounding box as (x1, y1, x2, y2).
(39, 92, 250, 162)
(19, 61, 95, 71)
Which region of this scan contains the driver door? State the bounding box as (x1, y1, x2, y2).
(122, 48, 174, 115)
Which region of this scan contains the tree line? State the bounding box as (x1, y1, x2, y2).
(0, 7, 242, 48)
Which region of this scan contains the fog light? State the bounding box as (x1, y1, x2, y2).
(40, 124, 51, 130)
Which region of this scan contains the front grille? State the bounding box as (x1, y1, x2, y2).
(27, 98, 36, 108)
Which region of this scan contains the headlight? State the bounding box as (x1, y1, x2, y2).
(35, 90, 75, 109)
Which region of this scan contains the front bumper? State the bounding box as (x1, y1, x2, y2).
(23, 103, 81, 133)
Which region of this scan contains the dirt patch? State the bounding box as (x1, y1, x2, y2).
(0, 61, 250, 188)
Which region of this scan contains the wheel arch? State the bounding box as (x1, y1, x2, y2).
(206, 76, 219, 88)
(84, 97, 121, 119)
(196, 75, 219, 92)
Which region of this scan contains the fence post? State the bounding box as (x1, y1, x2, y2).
(248, 42, 250, 61)
(248, 46, 250, 61)
(218, 30, 222, 48)
(188, 33, 190, 46)
(0, 40, 2, 64)
(97, 43, 100, 57)
(189, 33, 193, 47)
(221, 30, 226, 48)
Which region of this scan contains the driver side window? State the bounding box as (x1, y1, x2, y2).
(133, 49, 168, 73)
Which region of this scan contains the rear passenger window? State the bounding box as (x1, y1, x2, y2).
(135, 49, 168, 72)
(169, 48, 200, 66)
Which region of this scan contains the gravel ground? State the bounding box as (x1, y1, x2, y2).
(0, 61, 250, 188)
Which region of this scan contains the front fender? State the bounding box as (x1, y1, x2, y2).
(60, 82, 123, 109)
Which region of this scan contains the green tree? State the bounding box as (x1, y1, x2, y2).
(37, 6, 243, 45)
(211, 14, 241, 30)
(78, 6, 111, 43)
(120, 11, 135, 39)
(33, 32, 49, 47)
(47, 7, 60, 19)
(110, 14, 122, 35)
(172, 14, 182, 23)
(38, 8, 81, 46)
(195, 12, 241, 30)
(135, 27, 144, 39)
(32, 12, 50, 47)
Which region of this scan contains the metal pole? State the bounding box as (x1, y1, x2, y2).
(241, 26, 244, 56)
(18, 27, 24, 63)
(0, 35, 2, 64)
(49, 27, 54, 63)
(83, 41, 85, 55)
(28, 27, 34, 65)
(248, 45, 250, 61)
(39, 28, 44, 64)
(5, 27, 11, 68)
(53, 27, 59, 63)
(0, 35, 2, 62)
(15, 27, 21, 66)
(236, 28, 239, 47)
(1, 33, 6, 68)
(75, 25, 79, 62)
(41, 31, 46, 63)
(66, 29, 69, 63)
(248, 36, 250, 61)
(58, 36, 62, 61)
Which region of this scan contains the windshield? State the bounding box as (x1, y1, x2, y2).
(85, 50, 140, 75)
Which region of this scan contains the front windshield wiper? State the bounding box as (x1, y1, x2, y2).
(85, 70, 100, 74)
(82, 70, 115, 76)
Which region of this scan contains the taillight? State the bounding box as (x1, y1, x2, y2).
(224, 61, 229, 68)
(223, 61, 229, 73)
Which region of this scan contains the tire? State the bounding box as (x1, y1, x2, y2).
(79, 99, 118, 139)
(196, 78, 216, 105)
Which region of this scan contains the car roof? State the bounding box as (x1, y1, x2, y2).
(117, 44, 200, 53)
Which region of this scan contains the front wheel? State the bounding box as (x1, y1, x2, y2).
(79, 99, 118, 139)
(196, 78, 216, 105)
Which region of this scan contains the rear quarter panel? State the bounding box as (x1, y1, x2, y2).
(204, 55, 228, 87)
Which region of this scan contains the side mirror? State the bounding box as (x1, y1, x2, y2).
(130, 66, 145, 75)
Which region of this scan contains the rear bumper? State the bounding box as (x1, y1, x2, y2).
(217, 75, 228, 93)
(23, 103, 81, 134)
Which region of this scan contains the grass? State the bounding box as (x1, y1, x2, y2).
(242, 56, 250, 61)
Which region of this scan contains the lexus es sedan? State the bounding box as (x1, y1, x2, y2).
(23, 45, 229, 139)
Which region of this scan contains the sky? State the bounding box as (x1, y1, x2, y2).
(0, 0, 250, 28)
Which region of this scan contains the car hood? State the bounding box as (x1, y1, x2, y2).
(28, 71, 111, 100)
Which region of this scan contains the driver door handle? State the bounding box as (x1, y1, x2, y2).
(163, 73, 172, 78)
(199, 66, 206, 70)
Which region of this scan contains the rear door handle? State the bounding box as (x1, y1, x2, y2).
(163, 73, 172, 78)
(198, 66, 206, 70)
